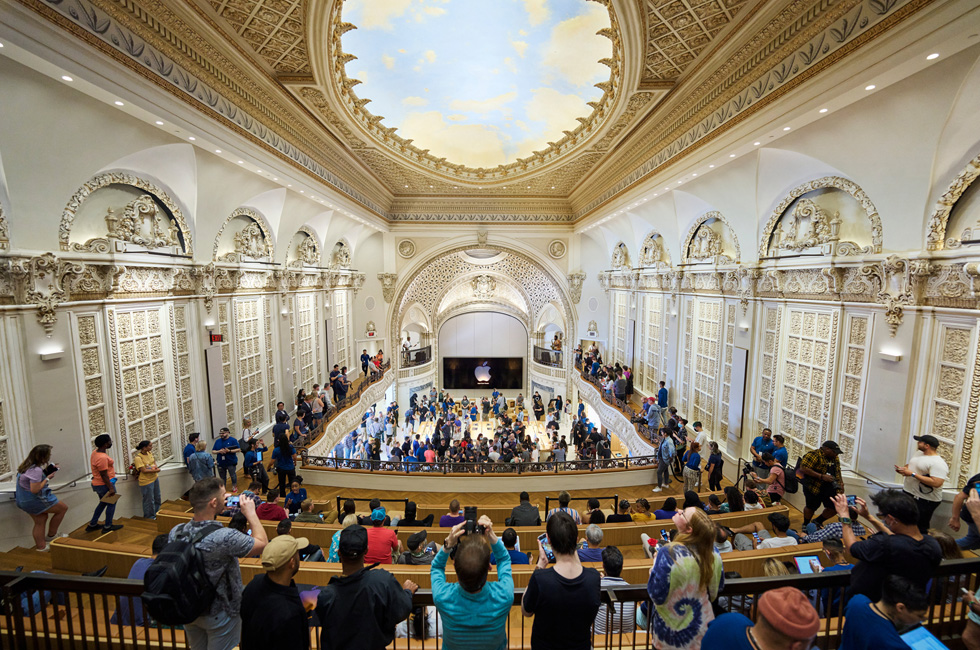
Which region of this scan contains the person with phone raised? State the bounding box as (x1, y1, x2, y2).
(431, 514, 514, 650)
(522, 511, 601, 650)
(15, 444, 69, 551)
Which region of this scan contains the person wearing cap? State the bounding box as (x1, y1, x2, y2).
(86, 434, 123, 534)
(838, 575, 929, 650)
(702, 586, 819, 650)
(312, 525, 417, 650)
(799, 440, 844, 527)
(895, 433, 949, 533)
(365, 506, 400, 564)
(134, 440, 161, 520)
(239, 535, 310, 650)
(396, 530, 437, 565)
(433, 514, 515, 650)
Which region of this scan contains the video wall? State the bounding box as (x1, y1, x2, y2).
(442, 357, 524, 390)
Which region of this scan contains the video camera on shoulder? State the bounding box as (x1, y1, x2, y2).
(463, 506, 485, 535)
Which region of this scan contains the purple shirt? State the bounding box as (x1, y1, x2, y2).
(440, 513, 466, 527)
(18, 466, 44, 490)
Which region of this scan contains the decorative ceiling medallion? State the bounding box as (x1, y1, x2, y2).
(397, 239, 417, 258)
(548, 240, 567, 259)
(328, 0, 624, 182)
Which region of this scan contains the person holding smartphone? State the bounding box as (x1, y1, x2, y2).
(15, 445, 69, 551)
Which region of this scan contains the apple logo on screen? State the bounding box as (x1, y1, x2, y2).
(475, 361, 492, 384)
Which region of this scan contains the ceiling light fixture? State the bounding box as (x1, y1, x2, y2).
(215, 149, 222, 153)
(865, 84, 876, 90)
(709, 164, 715, 168)
(692, 173, 698, 177)
(927, 53, 939, 60)
(819, 108, 828, 113)
(114, 101, 124, 106)
(61, 75, 73, 81)
(237, 160, 243, 164)
(188, 136, 196, 141)
(783, 126, 791, 131)
(551, 186, 555, 189)
(155, 121, 164, 125)
(300, 190, 304, 193)
(729, 153, 736, 158)
(753, 142, 761, 146)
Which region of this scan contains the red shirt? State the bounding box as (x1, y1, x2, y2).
(255, 502, 287, 521)
(364, 526, 398, 565)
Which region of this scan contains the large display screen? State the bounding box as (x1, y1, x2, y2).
(442, 357, 524, 390)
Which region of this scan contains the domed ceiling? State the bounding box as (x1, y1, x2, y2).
(333, 0, 616, 174)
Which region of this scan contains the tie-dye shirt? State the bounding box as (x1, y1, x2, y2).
(646, 543, 725, 650)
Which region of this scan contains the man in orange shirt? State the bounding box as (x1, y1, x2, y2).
(86, 434, 123, 533)
(364, 508, 400, 564)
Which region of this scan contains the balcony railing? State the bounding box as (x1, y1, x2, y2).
(300, 452, 657, 474)
(532, 345, 562, 367)
(298, 360, 391, 450)
(402, 345, 432, 367)
(3, 557, 979, 649)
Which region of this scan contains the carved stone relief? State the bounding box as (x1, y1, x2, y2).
(548, 240, 567, 259)
(398, 239, 417, 258)
(379, 273, 398, 303)
(471, 275, 497, 300)
(0, 208, 7, 251)
(72, 195, 183, 254)
(639, 232, 670, 268)
(288, 227, 320, 267)
(927, 152, 980, 251)
(682, 212, 739, 264)
(567, 272, 586, 304)
(10, 254, 85, 335)
(611, 242, 631, 270)
(331, 241, 352, 269)
(213, 208, 274, 262)
(861, 255, 916, 337)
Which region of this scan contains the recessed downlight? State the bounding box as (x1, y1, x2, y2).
(782, 126, 791, 131)
(819, 108, 828, 113)
(188, 136, 196, 141)
(709, 164, 715, 168)
(729, 153, 736, 158)
(215, 149, 222, 153)
(114, 101, 124, 106)
(61, 75, 73, 82)
(927, 53, 939, 60)
(753, 142, 761, 146)
(237, 160, 244, 164)
(865, 84, 876, 90)
(155, 120, 164, 125)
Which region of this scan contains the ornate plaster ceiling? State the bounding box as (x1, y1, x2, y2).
(11, 0, 936, 221)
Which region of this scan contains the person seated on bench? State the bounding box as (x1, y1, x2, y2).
(582, 498, 606, 525)
(705, 494, 723, 514)
(546, 491, 582, 524)
(702, 586, 819, 650)
(397, 501, 434, 527)
(744, 490, 765, 511)
(440, 499, 466, 527)
(283, 481, 307, 516)
(714, 525, 733, 554)
(839, 575, 929, 650)
(730, 513, 799, 550)
(491, 527, 530, 565)
(508, 491, 542, 526)
(396, 530, 438, 565)
(577, 524, 604, 562)
(630, 498, 654, 522)
(357, 498, 391, 526)
(256, 489, 288, 522)
(606, 499, 633, 523)
(594, 546, 635, 635)
(111, 534, 168, 626)
(294, 499, 336, 524)
(654, 497, 678, 520)
(276, 519, 323, 561)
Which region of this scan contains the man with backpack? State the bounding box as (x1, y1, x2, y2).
(152, 477, 268, 650)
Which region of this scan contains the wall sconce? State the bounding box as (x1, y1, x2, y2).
(281, 307, 289, 316)
(39, 349, 64, 362)
(738, 323, 750, 332)
(879, 349, 903, 363)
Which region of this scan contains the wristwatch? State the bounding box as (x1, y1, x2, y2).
(839, 517, 852, 525)
(911, 472, 917, 478)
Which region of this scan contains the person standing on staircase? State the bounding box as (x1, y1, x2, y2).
(134, 440, 162, 520)
(86, 434, 123, 534)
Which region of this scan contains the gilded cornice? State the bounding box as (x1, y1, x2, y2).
(572, 0, 933, 218)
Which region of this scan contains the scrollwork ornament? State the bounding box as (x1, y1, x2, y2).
(378, 273, 398, 303)
(567, 272, 586, 304)
(12, 254, 85, 336)
(926, 152, 980, 251)
(0, 208, 8, 251)
(352, 273, 366, 295)
(597, 272, 611, 293)
(861, 255, 915, 337)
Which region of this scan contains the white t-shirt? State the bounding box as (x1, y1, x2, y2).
(904, 450, 949, 503)
(744, 503, 765, 511)
(693, 431, 710, 450)
(760, 535, 798, 549)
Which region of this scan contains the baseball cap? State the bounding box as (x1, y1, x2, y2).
(913, 434, 940, 449)
(260, 534, 309, 571)
(338, 525, 368, 558)
(407, 530, 428, 551)
(370, 507, 387, 522)
(757, 587, 820, 639)
(821, 440, 841, 453)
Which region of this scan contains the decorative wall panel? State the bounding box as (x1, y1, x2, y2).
(639, 293, 664, 396)
(834, 313, 872, 468)
(288, 303, 297, 394)
(778, 307, 839, 462)
(295, 293, 318, 390)
(719, 303, 737, 439)
(757, 305, 783, 434)
(108, 306, 174, 462)
(234, 298, 268, 428)
(264, 297, 277, 408)
(170, 304, 195, 437)
(0, 397, 7, 480)
(611, 291, 629, 366)
(680, 298, 694, 414)
(691, 299, 723, 435)
(332, 290, 350, 371)
(924, 322, 977, 483)
(218, 301, 235, 432)
(75, 313, 109, 452)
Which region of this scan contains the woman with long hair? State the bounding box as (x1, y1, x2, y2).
(16, 445, 68, 551)
(720, 486, 745, 512)
(642, 508, 724, 649)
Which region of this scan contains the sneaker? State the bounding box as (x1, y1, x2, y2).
(82, 565, 108, 578)
(84, 524, 102, 533)
(102, 524, 123, 533)
(45, 533, 68, 542)
(38, 543, 51, 552)
(652, 487, 662, 492)
(231, 488, 238, 494)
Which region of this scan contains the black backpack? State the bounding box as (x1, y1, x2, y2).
(782, 459, 801, 494)
(142, 523, 222, 625)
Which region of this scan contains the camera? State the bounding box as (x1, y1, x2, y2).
(463, 506, 485, 535)
(742, 462, 754, 476)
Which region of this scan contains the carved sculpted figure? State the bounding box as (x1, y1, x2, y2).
(105, 195, 178, 249)
(777, 199, 840, 252)
(690, 226, 722, 260)
(297, 235, 319, 265)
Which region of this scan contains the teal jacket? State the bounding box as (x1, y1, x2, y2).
(431, 538, 514, 650)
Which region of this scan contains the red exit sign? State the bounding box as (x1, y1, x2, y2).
(210, 333, 224, 343)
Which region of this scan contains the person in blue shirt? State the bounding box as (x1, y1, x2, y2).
(818, 539, 854, 616)
(702, 586, 819, 650)
(839, 575, 929, 650)
(490, 527, 530, 565)
(110, 534, 168, 626)
(432, 516, 514, 650)
(576, 524, 605, 563)
(577, 398, 585, 419)
(271, 437, 296, 494)
(772, 434, 789, 467)
(271, 413, 290, 444)
(283, 480, 307, 515)
(657, 381, 669, 408)
(182, 432, 199, 468)
(653, 497, 678, 520)
(212, 427, 240, 493)
(750, 428, 776, 475)
(360, 349, 370, 376)
(242, 438, 269, 493)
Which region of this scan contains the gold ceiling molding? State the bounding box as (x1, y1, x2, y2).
(205, 0, 311, 73)
(323, 0, 625, 183)
(640, 0, 753, 83)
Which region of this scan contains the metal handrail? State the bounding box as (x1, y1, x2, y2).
(301, 452, 658, 475)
